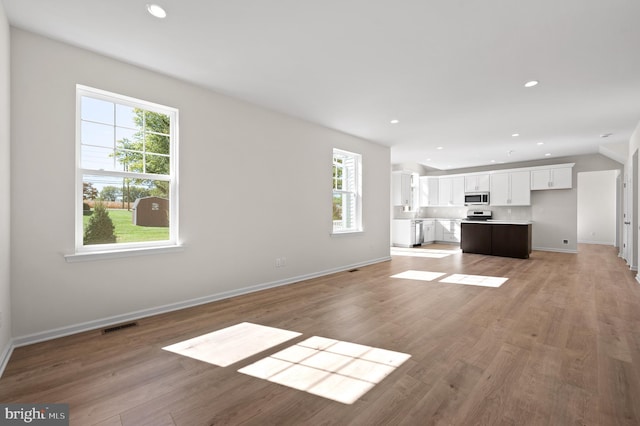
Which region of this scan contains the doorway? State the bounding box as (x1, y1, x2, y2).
(577, 170, 619, 246)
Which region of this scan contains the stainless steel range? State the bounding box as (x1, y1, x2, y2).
(466, 210, 492, 221)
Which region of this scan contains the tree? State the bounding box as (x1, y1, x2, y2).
(83, 182, 98, 200)
(115, 109, 170, 197)
(83, 202, 116, 245)
(100, 186, 122, 202)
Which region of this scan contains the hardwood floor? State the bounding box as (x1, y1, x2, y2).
(2, 244, 640, 425)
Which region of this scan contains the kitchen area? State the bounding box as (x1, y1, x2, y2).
(391, 163, 573, 258)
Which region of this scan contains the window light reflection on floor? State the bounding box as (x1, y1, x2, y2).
(238, 336, 411, 404)
(390, 270, 447, 281)
(391, 271, 508, 288)
(390, 247, 459, 258)
(162, 322, 301, 367)
(439, 274, 508, 288)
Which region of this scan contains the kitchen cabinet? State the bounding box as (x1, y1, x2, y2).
(461, 222, 532, 259)
(490, 171, 530, 206)
(423, 219, 435, 243)
(419, 176, 439, 207)
(531, 167, 572, 190)
(437, 219, 461, 243)
(392, 171, 418, 208)
(460, 223, 492, 254)
(392, 219, 423, 247)
(491, 224, 532, 258)
(464, 173, 490, 192)
(438, 176, 465, 206)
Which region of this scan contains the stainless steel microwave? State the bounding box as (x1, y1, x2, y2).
(464, 192, 489, 205)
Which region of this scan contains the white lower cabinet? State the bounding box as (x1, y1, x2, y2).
(434, 219, 460, 243)
(423, 219, 435, 243)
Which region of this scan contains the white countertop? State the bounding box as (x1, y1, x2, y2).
(394, 217, 462, 221)
(461, 219, 533, 225)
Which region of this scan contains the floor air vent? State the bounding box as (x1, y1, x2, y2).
(102, 322, 138, 334)
(348, 268, 359, 273)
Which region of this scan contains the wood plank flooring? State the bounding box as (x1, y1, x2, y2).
(2, 244, 640, 425)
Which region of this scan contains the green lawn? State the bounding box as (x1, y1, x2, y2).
(83, 209, 169, 243)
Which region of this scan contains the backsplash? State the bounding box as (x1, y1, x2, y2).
(421, 206, 467, 219)
(395, 205, 532, 220)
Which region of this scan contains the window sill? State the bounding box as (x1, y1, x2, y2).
(65, 244, 184, 263)
(330, 230, 364, 237)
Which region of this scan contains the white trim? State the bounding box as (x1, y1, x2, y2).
(0, 339, 14, 378)
(330, 230, 364, 237)
(332, 148, 362, 234)
(75, 85, 179, 254)
(635, 274, 640, 285)
(533, 247, 578, 254)
(13, 256, 391, 347)
(576, 240, 616, 246)
(64, 244, 184, 262)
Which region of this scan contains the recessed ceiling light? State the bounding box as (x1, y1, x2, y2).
(436, 146, 444, 150)
(390, 119, 399, 124)
(512, 133, 520, 137)
(537, 142, 544, 146)
(147, 4, 167, 18)
(545, 153, 551, 157)
(524, 80, 539, 88)
(490, 160, 496, 163)
(425, 158, 431, 162)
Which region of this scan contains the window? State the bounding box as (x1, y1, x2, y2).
(332, 148, 362, 233)
(75, 85, 178, 254)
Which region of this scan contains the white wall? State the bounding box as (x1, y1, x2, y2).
(9, 29, 391, 340)
(577, 170, 617, 245)
(630, 121, 640, 276)
(0, 3, 12, 370)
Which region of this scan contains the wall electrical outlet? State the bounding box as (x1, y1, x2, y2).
(275, 258, 281, 268)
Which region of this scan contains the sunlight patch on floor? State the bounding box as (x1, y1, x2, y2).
(162, 322, 302, 367)
(390, 247, 459, 258)
(390, 270, 447, 281)
(440, 274, 508, 288)
(238, 336, 411, 404)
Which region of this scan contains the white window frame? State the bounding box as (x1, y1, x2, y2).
(71, 85, 180, 258)
(332, 148, 363, 234)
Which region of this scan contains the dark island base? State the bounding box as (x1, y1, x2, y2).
(461, 222, 532, 259)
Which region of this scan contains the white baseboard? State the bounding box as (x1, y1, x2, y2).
(576, 240, 615, 246)
(533, 246, 578, 254)
(12, 256, 392, 348)
(0, 339, 14, 378)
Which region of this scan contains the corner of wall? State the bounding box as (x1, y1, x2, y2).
(0, 0, 13, 378)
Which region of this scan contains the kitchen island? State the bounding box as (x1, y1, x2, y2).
(461, 220, 532, 259)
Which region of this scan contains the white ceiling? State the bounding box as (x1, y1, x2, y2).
(4, 0, 640, 170)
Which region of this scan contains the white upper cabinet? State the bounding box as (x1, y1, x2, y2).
(419, 176, 439, 207)
(531, 167, 573, 190)
(464, 173, 490, 192)
(438, 176, 464, 206)
(392, 171, 419, 209)
(490, 170, 530, 206)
